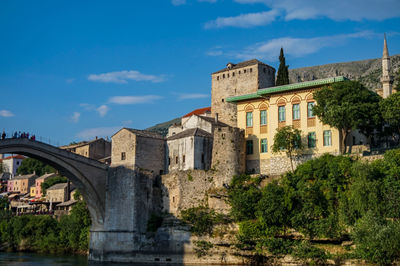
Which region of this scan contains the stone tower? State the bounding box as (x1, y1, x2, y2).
(381, 34, 394, 98)
(211, 59, 275, 127)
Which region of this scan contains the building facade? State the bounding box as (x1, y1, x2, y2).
(1, 155, 25, 178)
(226, 77, 347, 175)
(35, 173, 56, 198)
(112, 128, 165, 174)
(211, 59, 276, 127)
(10, 173, 38, 194)
(60, 138, 111, 161)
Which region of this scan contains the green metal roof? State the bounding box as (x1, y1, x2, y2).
(226, 76, 347, 103)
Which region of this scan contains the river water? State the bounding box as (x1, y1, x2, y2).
(0, 252, 189, 266)
(0, 252, 88, 266)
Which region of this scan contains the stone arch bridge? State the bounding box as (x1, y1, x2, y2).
(0, 138, 160, 262)
(0, 138, 108, 230)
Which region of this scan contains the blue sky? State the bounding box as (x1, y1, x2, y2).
(1, 0, 399, 145)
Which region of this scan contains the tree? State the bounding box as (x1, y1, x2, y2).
(16, 158, 56, 176)
(313, 80, 381, 154)
(276, 47, 289, 86)
(271, 126, 303, 172)
(380, 92, 400, 137)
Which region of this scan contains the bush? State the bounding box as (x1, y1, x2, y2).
(291, 241, 328, 264)
(193, 240, 213, 257)
(181, 206, 227, 236)
(352, 212, 400, 265)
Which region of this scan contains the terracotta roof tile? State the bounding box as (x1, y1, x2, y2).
(182, 107, 211, 118)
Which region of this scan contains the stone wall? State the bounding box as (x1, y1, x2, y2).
(161, 170, 215, 216)
(211, 126, 245, 186)
(211, 62, 275, 127)
(111, 128, 137, 168)
(136, 135, 165, 175)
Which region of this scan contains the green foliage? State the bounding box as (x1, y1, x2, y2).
(259, 238, 295, 256)
(276, 47, 289, 86)
(16, 158, 56, 176)
(271, 126, 303, 171)
(187, 173, 193, 181)
(41, 176, 68, 196)
(256, 181, 290, 236)
(291, 241, 328, 264)
(181, 206, 228, 236)
(228, 175, 262, 221)
(313, 80, 381, 154)
(352, 212, 400, 265)
(0, 197, 91, 254)
(193, 240, 213, 257)
(380, 92, 400, 135)
(146, 213, 163, 232)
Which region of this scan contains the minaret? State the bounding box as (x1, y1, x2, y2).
(381, 33, 394, 98)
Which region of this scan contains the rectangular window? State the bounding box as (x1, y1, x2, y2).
(246, 112, 253, 127)
(278, 106, 286, 122)
(175, 156, 178, 164)
(121, 152, 126, 160)
(183, 155, 185, 163)
(260, 139, 268, 153)
(308, 102, 315, 118)
(293, 104, 300, 120)
(260, 110, 267, 125)
(246, 140, 253, 155)
(308, 132, 316, 148)
(323, 130, 332, 146)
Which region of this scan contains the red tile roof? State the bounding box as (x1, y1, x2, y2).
(2, 155, 25, 160)
(182, 107, 211, 118)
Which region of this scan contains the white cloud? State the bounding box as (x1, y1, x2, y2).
(226, 31, 377, 61)
(76, 126, 121, 139)
(71, 112, 80, 123)
(88, 70, 165, 84)
(96, 105, 109, 117)
(205, 10, 279, 28)
(0, 110, 14, 117)
(171, 0, 186, 5)
(177, 93, 210, 100)
(109, 95, 162, 105)
(234, 0, 400, 21)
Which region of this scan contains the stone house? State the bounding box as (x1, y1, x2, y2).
(46, 182, 74, 203)
(167, 128, 213, 171)
(60, 137, 111, 161)
(111, 128, 165, 175)
(9, 173, 38, 194)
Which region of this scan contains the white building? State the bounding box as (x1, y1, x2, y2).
(0, 155, 25, 178)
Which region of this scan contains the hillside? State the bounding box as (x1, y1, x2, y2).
(289, 54, 400, 91)
(146, 117, 181, 137)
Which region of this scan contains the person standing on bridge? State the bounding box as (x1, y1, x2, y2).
(1, 131, 5, 140)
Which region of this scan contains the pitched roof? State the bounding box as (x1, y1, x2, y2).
(59, 138, 109, 149)
(13, 173, 38, 180)
(47, 183, 68, 190)
(167, 128, 212, 141)
(56, 199, 78, 207)
(197, 115, 229, 127)
(226, 76, 348, 103)
(36, 173, 56, 181)
(1, 155, 25, 161)
(182, 107, 211, 118)
(212, 59, 275, 74)
(113, 128, 165, 140)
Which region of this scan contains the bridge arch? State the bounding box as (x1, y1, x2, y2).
(0, 139, 108, 230)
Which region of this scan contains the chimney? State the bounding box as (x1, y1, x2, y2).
(215, 113, 219, 124)
(96, 136, 98, 140)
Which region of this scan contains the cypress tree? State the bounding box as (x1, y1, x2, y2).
(276, 47, 289, 86)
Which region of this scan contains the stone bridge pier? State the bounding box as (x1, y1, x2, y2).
(0, 139, 158, 263)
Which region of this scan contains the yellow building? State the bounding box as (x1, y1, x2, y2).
(226, 76, 346, 175)
(30, 186, 36, 197)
